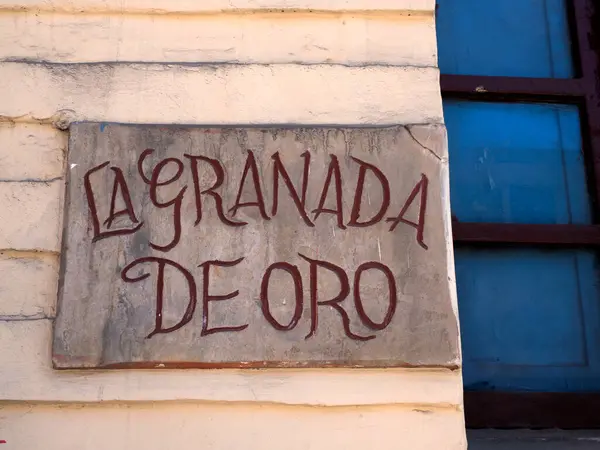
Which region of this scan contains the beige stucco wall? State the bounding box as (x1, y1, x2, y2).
(0, 1, 465, 448)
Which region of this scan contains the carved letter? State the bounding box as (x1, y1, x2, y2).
(121, 257, 197, 339)
(354, 262, 397, 330)
(260, 262, 303, 331)
(184, 154, 246, 227)
(146, 154, 187, 252)
(312, 155, 346, 229)
(199, 257, 248, 336)
(84, 161, 143, 243)
(347, 157, 390, 228)
(104, 167, 141, 229)
(386, 174, 429, 250)
(271, 151, 314, 226)
(298, 253, 374, 341)
(229, 150, 270, 220)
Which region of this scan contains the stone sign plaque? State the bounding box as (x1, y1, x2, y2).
(53, 123, 459, 369)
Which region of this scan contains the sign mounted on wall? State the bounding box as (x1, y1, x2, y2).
(53, 123, 459, 369)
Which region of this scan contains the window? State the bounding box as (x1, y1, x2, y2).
(436, 0, 600, 428)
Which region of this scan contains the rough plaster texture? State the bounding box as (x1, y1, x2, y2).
(0, 403, 466, 450)
(54, 123, 458, 369)
(0, 123, 65, 181)
(0, 12, 436, 66)
(0, 180, 63, 252)
(0, 63, 442, 126)
(0, 253, 58, 318)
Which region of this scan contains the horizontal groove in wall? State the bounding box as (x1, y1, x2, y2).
(0, 62, 443, 125)
(0, 177, 63, 183)
(2, 60, 437, 69)
(0, 8, 435, 18)
(0, 0, 435, 15)
(0, 250, 60, 258)
(0, 315, 52, 321)
(0, 11, 436, 66)
(0, 249, 60, 258)
(0, 399, 461, 412)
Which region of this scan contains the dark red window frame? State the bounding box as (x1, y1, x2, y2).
(440, 0, 600, 429)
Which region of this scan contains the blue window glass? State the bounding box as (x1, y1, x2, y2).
(445, 100, 591, 224)
(438, 0, 599, 397)
(456, 248, 600, 392)
(436, 0, 574, 78)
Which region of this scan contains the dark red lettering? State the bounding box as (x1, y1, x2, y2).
(184, 154, 246, 227)
(229, 150, 270, 220)
(312, 155, 346, 229)
(260, 262, 303, 331)
(147, 157, 187, 252)
(298, 253, 374, 341)
(84, 161, 143, 243)
(104, 167, 141, 229)
(347, 157, 390, 228)
(271, 151, 314, 226)
(199, 257, 248, 336)
(386, 174, 429, 250)
(353, 262, 397, 330)
(121, 257, 197, 339)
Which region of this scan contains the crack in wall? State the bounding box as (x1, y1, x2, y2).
(405, 126, 446, 162)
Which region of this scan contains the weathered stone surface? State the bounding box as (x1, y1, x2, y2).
(53, 123, 458, 369)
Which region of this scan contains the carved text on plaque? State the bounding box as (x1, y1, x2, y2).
(54, 124, 459, 368)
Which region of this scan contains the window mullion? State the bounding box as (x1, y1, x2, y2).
(453, 222, 600, 246)
(440, 74, 586, 98)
